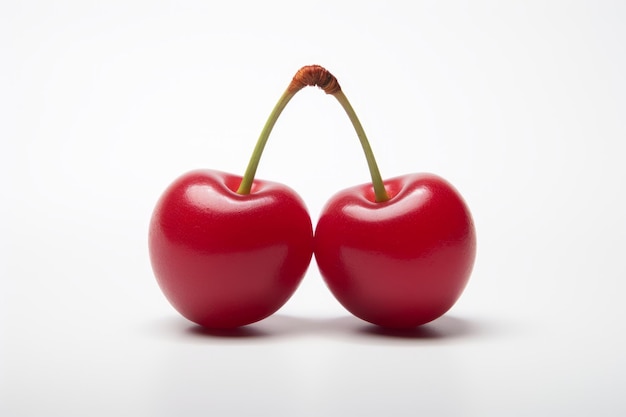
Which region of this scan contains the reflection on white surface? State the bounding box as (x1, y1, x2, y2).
(144, 314, 480, 417)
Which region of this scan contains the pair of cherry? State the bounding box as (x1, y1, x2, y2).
(149, 66, 476, 329)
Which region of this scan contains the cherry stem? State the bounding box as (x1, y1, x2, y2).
(331, 90, 389, 202)
(237, 65, 389, 203)
(237, 89, 296, 195)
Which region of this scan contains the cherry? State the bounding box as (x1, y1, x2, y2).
(304, 66, 477, 328)
(147, 69, 330, 328)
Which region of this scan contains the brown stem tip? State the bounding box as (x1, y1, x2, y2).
(288, 65, 342, 95)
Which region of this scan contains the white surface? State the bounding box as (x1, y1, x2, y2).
(2, 1, 625, 416)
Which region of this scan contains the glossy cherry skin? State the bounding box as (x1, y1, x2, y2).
(314, 173, 476, 328)
(149, 169, 313, 328)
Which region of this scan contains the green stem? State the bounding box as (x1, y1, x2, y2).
(332, 90, 389, 202)
(237, 89, 296, 195)
(237, 65, 389, 203)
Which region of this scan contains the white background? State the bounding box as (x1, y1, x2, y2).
(2, 1, 625, 416)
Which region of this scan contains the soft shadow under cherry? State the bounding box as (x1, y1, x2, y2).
(357, 315, 479, 340)
(185, 323, 272, 339)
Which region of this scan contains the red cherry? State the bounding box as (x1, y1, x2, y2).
(149, 169, 313, 328)
(315, 173, 476, 328)
(288, 65, 477, 328)
(147, 67, 324, 328)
